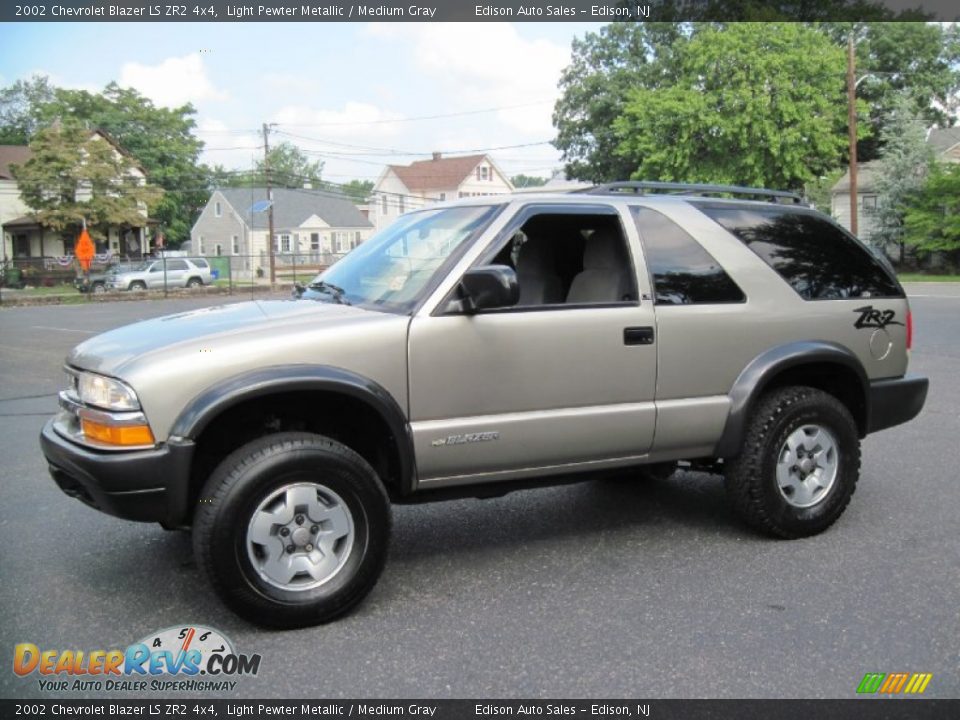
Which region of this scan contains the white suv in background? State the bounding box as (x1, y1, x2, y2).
(107, 257, 212, 291)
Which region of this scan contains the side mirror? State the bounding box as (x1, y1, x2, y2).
(459, 265, 519, 313)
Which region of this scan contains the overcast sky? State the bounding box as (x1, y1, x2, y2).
(1, 22, 604, 184)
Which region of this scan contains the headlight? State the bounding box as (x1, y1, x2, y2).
(76, 372, 140, 411)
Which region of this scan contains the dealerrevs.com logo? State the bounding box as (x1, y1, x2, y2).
(13, 625, 261, 692)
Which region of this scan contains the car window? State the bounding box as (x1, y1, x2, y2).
(311, 205, 502, 313)
(481, 210, 638, 309)
(166, 260, 189, 271)
(148, 263, 162, 273)
(631, 206, 745, 305)
(697, 204, 903, 300)
(190, 258, 209, 269)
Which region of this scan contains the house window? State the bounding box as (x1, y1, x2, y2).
(278, 234, 291, 253)
(311, 232, 320, 251)
(862, 195, 877, 210)
(381, 195, 388, 214)
(198, 236, 204, 255)
(215, 243, 223, 257)
(214, 201, 222, 217)
(481, 166, 489, 180)
(232, 235, 239, 255)
(62, 234, 75, 255)
(439, 193, 446, 201)
(398, 196, 405, 214)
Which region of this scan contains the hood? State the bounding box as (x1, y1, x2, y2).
(68, 299, 384, 376)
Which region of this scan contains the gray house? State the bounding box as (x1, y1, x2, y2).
(831, 127, 960, 243)
(190, 187, 373, 279)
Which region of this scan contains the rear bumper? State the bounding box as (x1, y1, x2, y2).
(867, 375, 929, 434)
(40, 419, 195, 528)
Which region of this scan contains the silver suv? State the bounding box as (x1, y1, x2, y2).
(40, 182, 928, 628)
(108, 257, 212, 291)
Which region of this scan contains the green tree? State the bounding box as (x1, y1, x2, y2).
(11, 123, 163, 242)
(339, 179, 374, 202)
(0, 76, 55, 144)
(42, 83, 207, 246)
(852, 22, 960, 162)
(510, 174, 548, 189)
(613, 23, 851, 190)
(553, 23, 688, 182)
(255, 142, 325, 189)
(871, 96, 935, 262)
(903, 163, 960, 266)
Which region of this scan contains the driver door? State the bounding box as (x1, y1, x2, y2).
(407, 204, 658, 488)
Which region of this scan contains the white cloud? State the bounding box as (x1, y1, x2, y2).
(270, 102, 404, 140)
(120, 54, 227, 108)
(367, 24, 568, 137)
(196, 118, 262, 170)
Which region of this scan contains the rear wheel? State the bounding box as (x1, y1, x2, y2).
(92, 282, 106, 294)
(186, 277, 203, 288)
(724, 386, 860, 538)
(193, 432, 391, 628)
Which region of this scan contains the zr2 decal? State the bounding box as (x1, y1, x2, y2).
(853, 305, 903, 330)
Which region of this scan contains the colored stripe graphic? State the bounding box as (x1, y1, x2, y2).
(857, 673, 885, 694)
(857, 672, 932, 695)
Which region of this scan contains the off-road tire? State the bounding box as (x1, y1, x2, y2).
(724, 386, 860, 539)
(193, 432, 391, 628)
(186, 277, 203, 288)
(129, 281, 147, 291)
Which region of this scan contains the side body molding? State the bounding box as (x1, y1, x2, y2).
(714, 341, 869, 458)
(169, 365, 417, 495)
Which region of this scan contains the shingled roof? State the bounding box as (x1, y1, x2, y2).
(927, 127, 960, 156)
(0, 145, 32, 180)
(388, 154, 486, 192)
(217, 187, 371, 230)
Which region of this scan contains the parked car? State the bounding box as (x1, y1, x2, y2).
(107, 257, 212, 291)
(74, 263, 139, 294)
(41, 182, 927, 628)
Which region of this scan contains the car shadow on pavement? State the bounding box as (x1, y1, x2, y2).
(388, 469, 749, 565)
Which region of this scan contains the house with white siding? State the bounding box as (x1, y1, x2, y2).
(370, 153, 513, 233)
(1, 132, 151, 263)
(191, 187, 372, 279)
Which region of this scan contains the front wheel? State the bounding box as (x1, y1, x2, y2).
(92, 282, 106, 294)
(193, 432, 391, 628)
(129, 281, 147, 291)
(724, 386, 860, 539)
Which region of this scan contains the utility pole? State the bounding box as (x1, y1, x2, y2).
(263, 122, 276, 286)
(847, 32, 859, 237)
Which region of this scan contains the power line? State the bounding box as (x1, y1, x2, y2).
(271, 100, 553, 127)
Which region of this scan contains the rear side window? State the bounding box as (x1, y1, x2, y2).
(698, 205, 903, 300)
(630, 206, 745, 305)
(191, 258, 209, 269)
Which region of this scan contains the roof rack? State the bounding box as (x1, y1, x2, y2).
(574, 181, 807, 205)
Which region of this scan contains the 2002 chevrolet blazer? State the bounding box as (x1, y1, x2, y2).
(40, 182, 928, 627)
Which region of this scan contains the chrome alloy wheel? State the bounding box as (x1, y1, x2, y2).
(776, 424, 839, 508)
(246, 482, 355, 591)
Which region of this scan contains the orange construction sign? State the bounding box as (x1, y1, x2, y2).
(75, 228, 95, 271)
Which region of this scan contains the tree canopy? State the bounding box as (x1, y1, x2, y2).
(613, 23, 850, 190)
(903, 163, 960, 264)
(553, 22, 960, 185)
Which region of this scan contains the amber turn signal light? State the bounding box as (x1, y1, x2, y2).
(81, 418, 155, 447)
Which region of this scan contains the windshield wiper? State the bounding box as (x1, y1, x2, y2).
(308, 280, 351, 305)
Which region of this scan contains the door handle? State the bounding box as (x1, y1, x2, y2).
(624, 326, 655, 345)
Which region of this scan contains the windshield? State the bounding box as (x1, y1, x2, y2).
(309, 204, 502, 313)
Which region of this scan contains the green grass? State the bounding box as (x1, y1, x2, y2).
(897, 273, 960, 283)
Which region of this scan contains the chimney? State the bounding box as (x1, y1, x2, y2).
(432, 152, 442, 161)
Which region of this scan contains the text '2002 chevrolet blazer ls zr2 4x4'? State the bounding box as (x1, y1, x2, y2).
(41, 182, 928, 628)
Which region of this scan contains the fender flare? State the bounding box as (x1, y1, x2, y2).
(169, 365, 416, 495)
(714, 341, 869, 458)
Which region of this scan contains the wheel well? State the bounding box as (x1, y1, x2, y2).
(187, 390, 404, 516)
(760, 362, 867, 436)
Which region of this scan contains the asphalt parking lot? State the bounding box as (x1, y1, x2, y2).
(1, 285, 957, 699)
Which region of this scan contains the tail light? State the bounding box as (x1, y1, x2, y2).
(906, 310, 913, 351)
